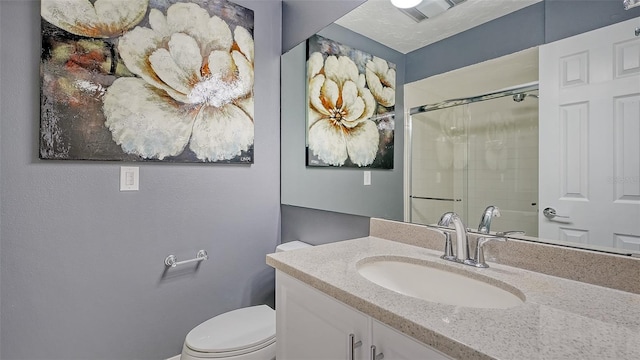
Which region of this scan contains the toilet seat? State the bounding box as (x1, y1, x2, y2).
(183, 305, 275, 358)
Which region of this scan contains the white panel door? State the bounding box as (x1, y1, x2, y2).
(539, 18, 640, 250)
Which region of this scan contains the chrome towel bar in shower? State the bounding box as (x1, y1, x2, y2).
(164, 250, 209, 267)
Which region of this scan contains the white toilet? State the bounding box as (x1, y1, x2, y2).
(179, 241, 312, 360)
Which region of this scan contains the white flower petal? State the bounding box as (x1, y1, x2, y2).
(341, 81, 365, 125)
(357, 85, 376, 122)
(207, 50, 234, 77)
(384, 67, 396, 89)
(366, 57, 396, 107)
(324, 55, 359, 87)
(118, 27, 166, 84)
(356, 71, 367, 89)
(320, 79, 340, 110)
(235, 97, 254, 121)
(148, 33, 202, 96)
(345, 120, 379, 166)
(189, 104, 254, 161)
(93, 0, 148, 32)
(307, 52, 324, 80)
(379, 87, 396, 107)
(148, 49, 191, 95)
(368, 57, 388, 74)
(308, 119, 348, 166)
(234, 26, 254, 65)
(366, 68, 395, 107)
(168, 33, 203, 78)
(166, 3, 212, 41)
(231, 50, 254, 98)
(41, 0, 148, 38)
(189, 51, 246, 107)
(343, 102, 366, 128)
(103, 77, 195, 159)
(308, 75, 331, 116)
(308, 108, 324, 129)
(203, 16, 234, 54)
(165, 3, 232, 56)
(148, 8, 169, 36)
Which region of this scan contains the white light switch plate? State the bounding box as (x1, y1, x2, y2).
(364, 171, 371, 186)
(120, 166, 139, 191)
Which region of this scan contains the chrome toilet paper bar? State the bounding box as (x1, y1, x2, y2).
(164, 250, 209, 267)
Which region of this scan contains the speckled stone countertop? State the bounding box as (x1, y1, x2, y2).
(266, 236, 640, 360)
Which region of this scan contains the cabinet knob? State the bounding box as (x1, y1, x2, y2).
(370, 345, 384, 360)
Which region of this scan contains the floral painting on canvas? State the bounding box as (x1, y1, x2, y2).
(40, 0, 255, 163)
(306, 34, 395, 169)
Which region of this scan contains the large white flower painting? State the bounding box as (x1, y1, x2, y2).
(306, 35, 395, 169)
(40, 0, 255, 163)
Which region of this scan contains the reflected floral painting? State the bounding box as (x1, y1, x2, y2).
(40, 0, 255, 163)
(306, 34, 394, 169)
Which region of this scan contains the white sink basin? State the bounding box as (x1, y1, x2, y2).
(357, 258, 524, 309)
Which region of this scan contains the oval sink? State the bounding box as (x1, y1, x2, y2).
(357, 258, 524, 309)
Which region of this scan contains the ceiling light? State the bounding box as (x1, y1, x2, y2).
(390, 0, 423, 9)
(396, 0, 466, 22)
(415, 0, 452, 18)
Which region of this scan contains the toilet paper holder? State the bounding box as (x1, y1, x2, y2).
(164, 250, 209, 267)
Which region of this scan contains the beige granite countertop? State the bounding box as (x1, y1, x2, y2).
(266, 236, 640, 360)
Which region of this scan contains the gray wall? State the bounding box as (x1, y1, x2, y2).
(281, 24, 405, 221)
(406, 2, 544, 83)
(282, 0, 365, 53)
(281, 205, 370, 245)
(0, 1, 281, 359)
(406, 0, 640, 83)
(545, 0, 640, 42)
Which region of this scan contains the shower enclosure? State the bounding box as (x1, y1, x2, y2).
(408, 83, 539, 236)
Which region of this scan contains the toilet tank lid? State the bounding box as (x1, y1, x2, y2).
(185, 305, 275, 353)
(275, 240, 312, 252)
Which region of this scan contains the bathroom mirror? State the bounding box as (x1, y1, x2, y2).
(281, 0, 640, 255)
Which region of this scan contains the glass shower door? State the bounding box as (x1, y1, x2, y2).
(409, 89, 539, 236)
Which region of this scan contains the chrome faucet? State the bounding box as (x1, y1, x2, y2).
(477, 205, 501, 233)
(437, 209, 524, 268)
(437, 212, 474, 265)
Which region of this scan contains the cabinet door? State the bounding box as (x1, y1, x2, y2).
(371, 320, 453, 360)
(276, 271, 370, 360)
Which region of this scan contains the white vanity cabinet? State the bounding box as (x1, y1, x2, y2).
(371, 319, 452, 360)
(276, 271, 452, 360)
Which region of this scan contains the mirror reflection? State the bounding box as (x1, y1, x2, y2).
(281, 0, 640, 256)
(407, 49, 539, 238)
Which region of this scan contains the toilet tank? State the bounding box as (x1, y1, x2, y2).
(275, 241, 312, 252)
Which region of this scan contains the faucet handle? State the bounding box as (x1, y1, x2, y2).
(473, 236, 507, 268)
(431, 228, 457, 261)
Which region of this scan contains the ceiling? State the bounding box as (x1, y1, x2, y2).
(335, 0, 542, 54)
